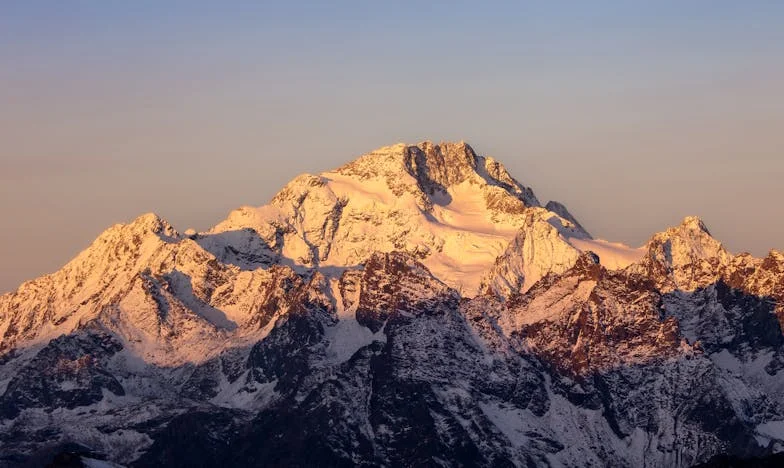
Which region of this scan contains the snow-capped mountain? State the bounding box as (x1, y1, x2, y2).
(0, 141, 783, 467)
(205, 141, 546, 295)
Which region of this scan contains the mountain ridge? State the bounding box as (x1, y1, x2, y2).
(1, 141, 783, 467)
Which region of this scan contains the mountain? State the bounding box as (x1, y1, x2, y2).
(1, 141, 783, 467)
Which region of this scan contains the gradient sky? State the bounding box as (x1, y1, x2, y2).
(1, 1, 783, 293)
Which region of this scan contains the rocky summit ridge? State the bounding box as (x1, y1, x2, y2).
(0, 141, 783, 467)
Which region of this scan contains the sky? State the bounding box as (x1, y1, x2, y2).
(1, 1, 783, 293)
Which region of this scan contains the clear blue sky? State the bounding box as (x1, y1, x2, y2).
(1, 1, 783, 292)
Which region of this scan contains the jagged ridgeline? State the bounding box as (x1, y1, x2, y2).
(1, 142, 783, 467)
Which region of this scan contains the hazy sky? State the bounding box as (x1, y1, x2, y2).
(1, 1, 783, 293)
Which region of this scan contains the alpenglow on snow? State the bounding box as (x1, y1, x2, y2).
(1, 142, 784, 467)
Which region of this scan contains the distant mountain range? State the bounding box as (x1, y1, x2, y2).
(1, 142, 783, 467)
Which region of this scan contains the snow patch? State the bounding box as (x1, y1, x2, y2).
(323, 279, 385, 364)
(756, 420, 784, 441)
(81, 457, 124, 468)
(567, 237, 645, 270)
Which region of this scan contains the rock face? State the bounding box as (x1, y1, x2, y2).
(500, 252, 684, 375)
(1, 141, 783, 467)
(0, 331, 124, 420)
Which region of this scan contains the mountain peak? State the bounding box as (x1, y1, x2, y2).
(630, 215, 732, 291)
(335, 140, 478, 182)
(679, 215, 711, 235)
(650, 216, 717, 245)
(336, 140, 540, 208)
(545, 201, 590, 238)
(204, 141, 549, 295)
(124, 212, 179, 239)
(405, 141, 481, 189)
(762, 249, 784, 271)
